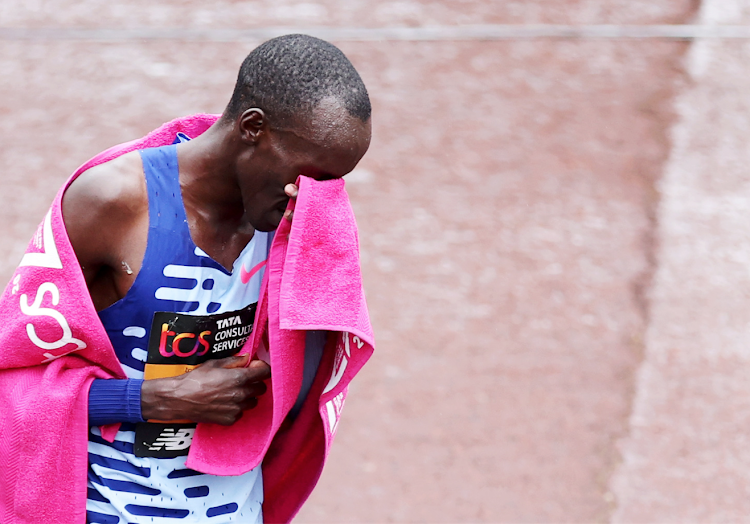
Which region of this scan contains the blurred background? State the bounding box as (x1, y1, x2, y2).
(3, 0, 750, 521)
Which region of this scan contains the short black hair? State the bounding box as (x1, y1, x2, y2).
(224, 34, 371, 127)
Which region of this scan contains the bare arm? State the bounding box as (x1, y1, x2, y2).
(62, 152, 149, 311)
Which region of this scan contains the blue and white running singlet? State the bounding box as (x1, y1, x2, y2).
(86, 142, 269, 524)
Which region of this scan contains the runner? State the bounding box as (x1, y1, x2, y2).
(1, 33, 372, 524)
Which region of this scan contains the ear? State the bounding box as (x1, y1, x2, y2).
(238, 108, 266, 144)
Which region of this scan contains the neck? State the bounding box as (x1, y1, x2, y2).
(177, 121, 245, 221)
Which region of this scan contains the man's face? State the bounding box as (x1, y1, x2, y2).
(239, 101, 372, 232)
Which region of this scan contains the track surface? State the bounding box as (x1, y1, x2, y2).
(3, 0, 749, 522)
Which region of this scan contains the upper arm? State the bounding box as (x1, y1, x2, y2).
(61, 152, 148, 286)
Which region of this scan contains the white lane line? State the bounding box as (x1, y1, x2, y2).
(611, 0, 750, 519)
(4, 25, 750, 42)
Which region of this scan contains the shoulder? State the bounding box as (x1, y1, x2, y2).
(62, 150, 148, 266)
(63, 151, 147, 219)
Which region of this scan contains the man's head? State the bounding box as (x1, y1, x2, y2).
(224, 33, 371, 127)
(220, 34, 372, 231)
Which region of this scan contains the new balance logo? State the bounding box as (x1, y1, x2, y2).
(148, 427, 195, 451)
(134, 423, 196, 457)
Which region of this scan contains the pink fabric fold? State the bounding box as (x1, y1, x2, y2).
(190, 175, 375, 523)
(0, 116, 375, 524)
(280, 175, 374, 341)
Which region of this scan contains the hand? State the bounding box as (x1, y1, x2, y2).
(283, 183, 298, 223)
(140, 355, 272, 426)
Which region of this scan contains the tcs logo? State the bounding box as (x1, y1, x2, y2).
(159, 323, 211, 358)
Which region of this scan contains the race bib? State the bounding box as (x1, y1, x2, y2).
(134, 303, 256, 458)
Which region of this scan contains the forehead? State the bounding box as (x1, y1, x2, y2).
(276, 98, 371, 175)
(293, 97, 371, 149)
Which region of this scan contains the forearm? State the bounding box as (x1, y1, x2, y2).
(140, 377, 181, 421)
(89, 376, 189, 425)
(88, 378, 145, 426)
(89, 357, 271, 427)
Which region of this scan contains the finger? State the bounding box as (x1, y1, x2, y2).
(244, 360, 272, 381)
(218, 409, 244, 426)
(284, 183, 299, 198)
(238, 397, 259, 412)
(245, 381, 268, 398)
(283, 209, 294, 222)
(217, 354, 251, 369)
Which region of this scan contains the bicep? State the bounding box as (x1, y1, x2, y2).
(62, 172, 113, 284)
(62, 161, 144, 284)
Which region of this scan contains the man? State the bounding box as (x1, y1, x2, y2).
(60, 34, 371, 523)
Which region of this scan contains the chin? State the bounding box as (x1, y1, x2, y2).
(254, 222, 278, 233)
(252, 213, 283, 232)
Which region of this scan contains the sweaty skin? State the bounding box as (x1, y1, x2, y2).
(62, 100, 371, 425)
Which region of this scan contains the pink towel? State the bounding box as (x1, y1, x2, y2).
(189, 174, 375, 523)
(280, 175, 373, 338)
(0, 116, 375, 524)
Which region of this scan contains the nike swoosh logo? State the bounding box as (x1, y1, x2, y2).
(241, 260, 267, 284)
